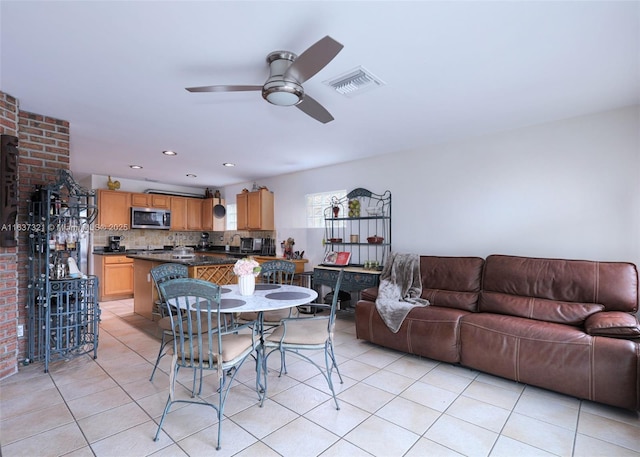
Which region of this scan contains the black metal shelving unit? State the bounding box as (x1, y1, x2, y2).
(323, 188, 391, 268)
(26, 170, 100, 372)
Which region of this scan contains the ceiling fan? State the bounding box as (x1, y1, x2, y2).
(186, 36, 343, 124)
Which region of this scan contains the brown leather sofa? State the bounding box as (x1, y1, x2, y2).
(355, 254, 640, 410)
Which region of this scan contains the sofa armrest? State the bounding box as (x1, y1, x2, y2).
(360, 287, 378, 302)
(584, 311, 640, 338)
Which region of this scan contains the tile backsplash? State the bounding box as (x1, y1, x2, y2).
(92, 229, 276, 250)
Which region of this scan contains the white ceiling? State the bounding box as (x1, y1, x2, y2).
(1, 1, 638, 188)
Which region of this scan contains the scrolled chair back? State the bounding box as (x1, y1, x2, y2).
(260, 259, 296, 285)
(158, 278, 224, 371)
(150, 263, 189, 303)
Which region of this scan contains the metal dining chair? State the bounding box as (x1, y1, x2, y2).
(149, 263, 189, 382)
(261, 268, 345, 409)
(153, 278, 258, 451)
(236, 259, 298, 327)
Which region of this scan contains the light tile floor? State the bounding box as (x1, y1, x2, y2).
(2, 298, 639, 457)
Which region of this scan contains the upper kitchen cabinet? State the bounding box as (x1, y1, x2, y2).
(170, 196, 187, 230)
(186, 198, 203, 230)
(130, 192, 170, 209)
(202, 198, 226, 231)
(97, 189, 130, 227)
(237, 189, 274, 231)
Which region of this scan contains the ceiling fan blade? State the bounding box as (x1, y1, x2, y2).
(285, 36, 344, 84)
(186, 85, 262, 93)
(296, 94, 334, 124)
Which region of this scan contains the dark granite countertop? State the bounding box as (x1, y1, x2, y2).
(93, 245, 277, 263)
(125, 251, 238, 266)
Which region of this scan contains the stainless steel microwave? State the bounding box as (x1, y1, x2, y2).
(131, 207, 171, 230)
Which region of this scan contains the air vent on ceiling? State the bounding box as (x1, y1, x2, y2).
(323, 66, 385, 97)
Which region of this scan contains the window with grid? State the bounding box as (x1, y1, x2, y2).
(225, 203, 237, 230)
(306, 189, 346, 228)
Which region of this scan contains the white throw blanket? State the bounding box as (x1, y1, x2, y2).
(375, 252, 430, 333)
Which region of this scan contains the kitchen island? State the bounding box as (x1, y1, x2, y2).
(127, 251, 309, 319)
(127, 252, 238, 319)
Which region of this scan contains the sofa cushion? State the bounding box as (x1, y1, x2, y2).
(482, 255, 639, 313)
(460, 312, 640, 410)
(585, 311, 640, 338)
(420, 256, 484, 312)
(355, 300, 468, 363)
(480, 291, 604, 325)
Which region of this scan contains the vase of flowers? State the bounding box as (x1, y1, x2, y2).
(234, 257, 261, 296)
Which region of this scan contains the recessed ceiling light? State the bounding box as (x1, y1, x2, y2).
(186, 173, 197, 178)
(223, 162, 235, 167)
(130, 165, 143, 169)
(162, 150, 177, 156)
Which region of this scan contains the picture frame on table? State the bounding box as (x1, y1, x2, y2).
(323, 251, 351, 266)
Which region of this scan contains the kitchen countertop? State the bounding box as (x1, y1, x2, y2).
(93, 245, 271, 259)
(95, 248, 308, 270)
(125, 251, 238, 266)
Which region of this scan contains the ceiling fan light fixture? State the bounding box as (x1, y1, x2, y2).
(186, 36, 342, 123)
(262, 83, 303, 106)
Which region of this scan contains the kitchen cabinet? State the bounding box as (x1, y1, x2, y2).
(131, 192, 170, 209)
(170, 196, 206, 231)
(133, 259, 159, 320)
(133, 258, 236, 319)
(97, 255, 134, 301)
(186, 198, 203, 230)
(170, 196, 187, 230)
(97, 189, 130, 228)
(202, 198, 226, 231)
(237, 189, 274, 231)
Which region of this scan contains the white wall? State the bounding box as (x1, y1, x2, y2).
(88, 174, 206, 196)
(226, 105, 640, 270)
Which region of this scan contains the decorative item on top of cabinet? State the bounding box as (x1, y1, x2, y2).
(323, 188, 391, 268)
(107, 176, 120, 190)
(236, 188, 274, 231)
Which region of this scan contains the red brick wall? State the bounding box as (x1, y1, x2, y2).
(0, 90, 70, 379)
(0, 92, 19, 378)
